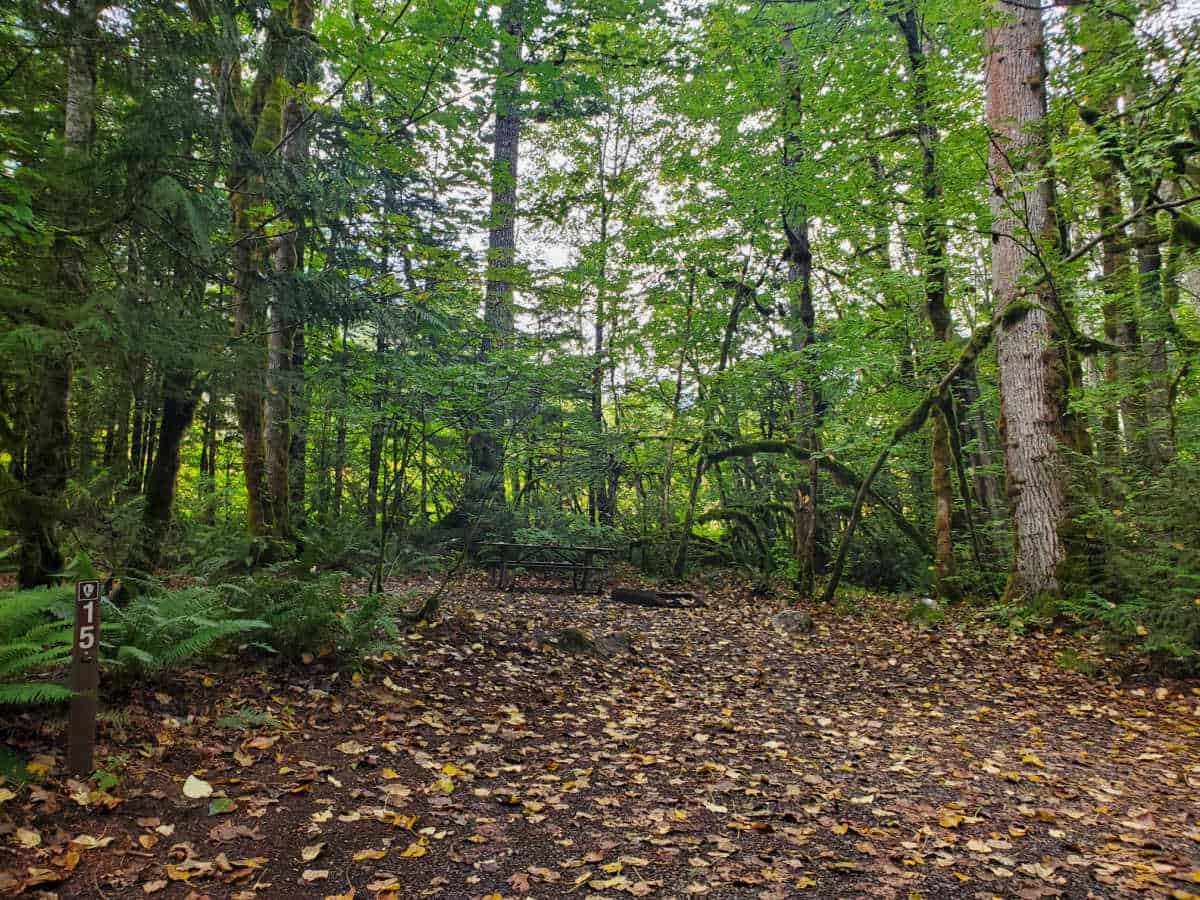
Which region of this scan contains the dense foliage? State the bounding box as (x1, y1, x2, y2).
(2, 0, 1199, 671)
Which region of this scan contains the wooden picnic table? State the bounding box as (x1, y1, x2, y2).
(478, 542, 618, 592)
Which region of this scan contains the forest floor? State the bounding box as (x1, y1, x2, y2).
(2, 571, 1199, 899)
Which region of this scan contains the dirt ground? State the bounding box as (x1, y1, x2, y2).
(2, 571, 1198, 899)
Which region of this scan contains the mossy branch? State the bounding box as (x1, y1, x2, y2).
(703, 441, 933, 559)
(817, 312, 999, 604)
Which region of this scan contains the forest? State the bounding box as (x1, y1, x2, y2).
(2, 0, 1200, 896)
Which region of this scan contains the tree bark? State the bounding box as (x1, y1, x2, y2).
(781, 31, 822, 597)
(264, 0, 315, 540)
(205, 0, 291, 536)
(17, 0, 98, 587)
(661, 272, 694, 528)
(366, 325, 386, 529)
(1095, 154, 1140, 476)
(986, 1, 1071, 603)
(138, 372, 201, 565)
(1134, 190, 1173, 472)
(471, 0, 524, 512)
(896, 6, 960, 601)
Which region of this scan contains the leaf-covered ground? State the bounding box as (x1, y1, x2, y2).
(2, 572, 1199, 899)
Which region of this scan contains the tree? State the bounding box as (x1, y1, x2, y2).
(14, 0, 99, 587)
(985, 0, 1071, 602)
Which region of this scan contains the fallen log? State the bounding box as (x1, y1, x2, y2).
(610, 587, 707, 609)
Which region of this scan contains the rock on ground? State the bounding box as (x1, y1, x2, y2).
(771, 609, 814, 634)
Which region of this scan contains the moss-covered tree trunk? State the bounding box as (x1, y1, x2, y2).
(17, 0, 98, 587)
(897, 7, 960, 601)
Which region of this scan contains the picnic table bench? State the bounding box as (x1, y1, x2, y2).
(479, 542, 618, 592)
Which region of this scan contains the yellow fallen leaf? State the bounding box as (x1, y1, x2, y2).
(441, 763, 466, 777)
(831, 822, 849, 835)
(301, 869, 329, 883)
(71, 834, 115, 849)
(301, 843, 325, 863)
(400, 841, 427, 858)
(0, 787, 16, 804)
(1021, 753, 1045, 768)
(335, 740, 369, 755)
(353, 849, 387, 861)
(939, 813, 963, 828)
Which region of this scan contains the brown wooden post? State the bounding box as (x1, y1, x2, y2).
(68, 580, 102, 775)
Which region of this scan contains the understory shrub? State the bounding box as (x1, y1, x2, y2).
(296, 521, 377, 576)
(231, 572, 347, 660)
(230, 571, 405, 663)
(992, 457, 1200, 669)
(1074, 459, 1200, 666)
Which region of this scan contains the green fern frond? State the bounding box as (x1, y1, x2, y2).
(0, 585, 70, 638)
(0, 682, 73, 705)
(0, 645, 72, 679)
(115, 646, 156, 669)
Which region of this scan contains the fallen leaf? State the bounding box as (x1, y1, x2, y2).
(182, 775, 213, 799)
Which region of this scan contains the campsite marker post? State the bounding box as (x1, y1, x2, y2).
(68, 580, 101, 775)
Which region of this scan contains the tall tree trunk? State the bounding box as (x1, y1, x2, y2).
(128, 363, 148, 494)
(137, 372, 201, 566)
(289, 327, 307, 527)
(1095, 155, 1140, 478)
(591, 199, 615, 527)
(333, 414, 347, 517)
(110, 377, 131, 493)
(17, 0, 98, 587)
(471, 0, 524, 511)
(208, 0, 290, 536)
(366, 325, 386, 529)
(1134, 191, 1173, 472)
(199, 399, 217, 525)
(781, 32, 821, 598)
(986, 0, 1071, 603)
(264, 0, 315, 540)
(897, 7, 960, 601)
(661, 272, 695, 528)
(142, 396, 160, 493)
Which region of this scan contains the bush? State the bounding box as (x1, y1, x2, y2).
(229, 572, 347, 660)
(1066, 457, 1200, 668)
(231, 571, 407, 664)
(296, 521, 377, 576)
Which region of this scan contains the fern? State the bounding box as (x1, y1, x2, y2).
(0, 585, 71, 637)
(0, 683, 75, 705)
(102, 585, 268, 674)
(0, 585, 73, 706)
